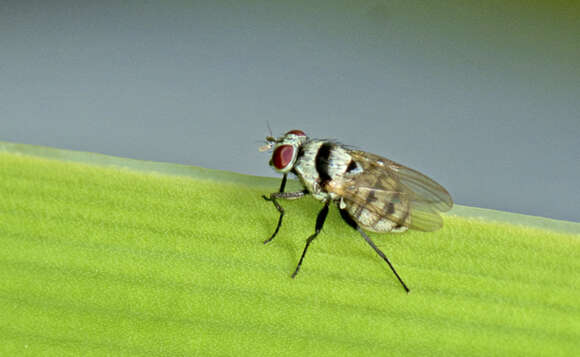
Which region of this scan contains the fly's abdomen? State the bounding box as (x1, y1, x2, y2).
(346, 201, 409, 233)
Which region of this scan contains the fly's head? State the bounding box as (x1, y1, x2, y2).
(259, 129, 308, 174)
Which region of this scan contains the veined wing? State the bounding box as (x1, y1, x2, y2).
(326, 149, 453, 232)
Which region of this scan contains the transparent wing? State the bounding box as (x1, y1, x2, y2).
(327, 150, 453, 232)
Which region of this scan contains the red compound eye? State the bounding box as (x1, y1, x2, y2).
(286, 129, 306, 136)
(272, 145, 295, 170)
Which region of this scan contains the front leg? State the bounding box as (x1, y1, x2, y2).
(263, 174, 308, 244)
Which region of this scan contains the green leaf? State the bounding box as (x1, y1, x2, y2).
(1, 141, 578, 356)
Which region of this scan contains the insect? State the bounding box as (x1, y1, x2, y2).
(259, 129, 453, 292)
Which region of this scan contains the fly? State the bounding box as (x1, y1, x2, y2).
(260, 129, 453, 292)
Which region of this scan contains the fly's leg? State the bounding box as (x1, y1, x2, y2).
(291, 201, 330, 278)
(262, 190, 307, 243)
(339, 208, 410, 293)
(262, 174, 308, 244)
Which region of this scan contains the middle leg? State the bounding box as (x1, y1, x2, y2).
(291, 201, 330, 278)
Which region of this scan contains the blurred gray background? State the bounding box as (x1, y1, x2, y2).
(1, 0, 579, 222)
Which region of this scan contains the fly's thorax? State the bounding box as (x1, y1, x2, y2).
(293, 140, 358, 202)
(269, 130, 308, 174)
(293, 140, 327, 200)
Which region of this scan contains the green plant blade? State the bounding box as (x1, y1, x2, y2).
(0, 143, 578, 356)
